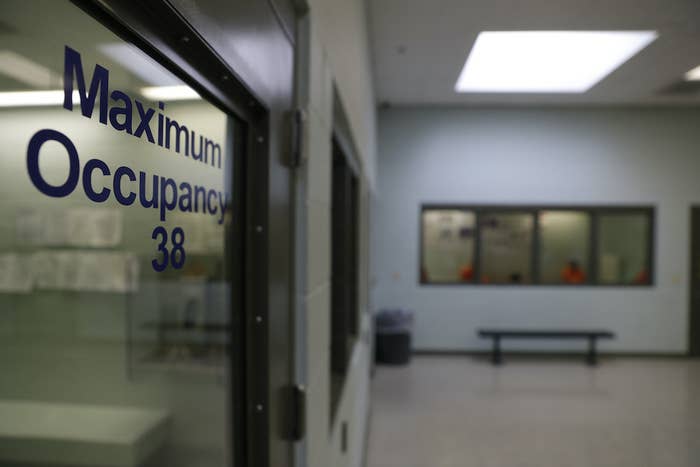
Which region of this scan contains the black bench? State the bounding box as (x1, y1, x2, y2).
(477, 329, 616, 366)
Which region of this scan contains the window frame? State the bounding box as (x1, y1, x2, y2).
(329, 137, 361, 423)
(71, 1, 271, 465)
(329, 89, 363, 426)
(419, 204, 655, 287)
(477, 207, 538, 285)
(420, 207, 478, 284)
(536, 208, 594, 285)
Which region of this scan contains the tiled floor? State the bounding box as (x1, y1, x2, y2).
(367, 355, 700, 467)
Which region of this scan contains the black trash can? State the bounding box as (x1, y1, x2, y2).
(375, 309, 414, 365)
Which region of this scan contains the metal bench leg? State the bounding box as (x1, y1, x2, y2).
(492, 336, 502, 365)
(587, 336, 598, 366)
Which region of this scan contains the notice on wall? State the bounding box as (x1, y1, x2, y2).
(0, 253, 33, 293)
(66, 209, 123, 247)
(16, 210, 70, 246)
(600, 254, 621, 283)
(31, 251, 139, 293)
(16, 209, 122, 248)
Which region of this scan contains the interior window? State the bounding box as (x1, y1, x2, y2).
(421, 209, 476, 283)
(479, 212, 534, 284)
(597, 212, 651, 284)
(420, 206, 652, 287)
(539, 210, 591, 284)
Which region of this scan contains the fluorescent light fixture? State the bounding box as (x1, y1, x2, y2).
(0, 90, 79, 107)
(140, 85, 201, 101)
(0, 50, 60, 88)
(99, 43, 181, 86)
(455, 31, 657, 93)
(684, 65, 700, 81)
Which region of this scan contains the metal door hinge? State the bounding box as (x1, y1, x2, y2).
(287, 108, 305, 169)
(286, 384, 306, 441)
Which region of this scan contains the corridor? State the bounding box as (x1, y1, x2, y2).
(367, 356, 700, 467)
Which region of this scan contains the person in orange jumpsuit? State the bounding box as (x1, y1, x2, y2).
(459, 264, 473, 282)
(633, 268, 649, 284)
(561, 260, 586, 284)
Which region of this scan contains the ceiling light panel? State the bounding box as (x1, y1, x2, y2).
(140, 86, 201, 101)
(684, 65, 700, 81)
(455, 31, 658, 93)
(0, 51, 59, 88)
(0, 90, 79, 107)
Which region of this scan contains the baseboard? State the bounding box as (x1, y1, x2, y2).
(412, 349, 690, 358)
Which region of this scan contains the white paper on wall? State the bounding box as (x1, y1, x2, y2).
(66, 209, 123, 247)
(74, 251, 140, 292)
(15, 211, 44, 245)
(600, 254, 621, 283)
(31, 251, 140, 293)
(16, 210, 70, 246)
(16, 209, 123, 247)
(30, 251, 61, 289)
(0, 253, 33, 293)
(56, 251, 80, 290)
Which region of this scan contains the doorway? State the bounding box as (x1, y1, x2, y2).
(689, 207, 700, 356)
(0, 2, 290, 467)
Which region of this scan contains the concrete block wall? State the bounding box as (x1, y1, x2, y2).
(295, 7, 374, 467)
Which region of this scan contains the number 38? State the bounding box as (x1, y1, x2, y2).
(152, 226, 186, 272)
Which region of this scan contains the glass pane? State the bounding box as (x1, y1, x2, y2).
(0, 2, 236, 466)
(539, 211, 591, 284)
(597, 212, 651, 284)
(422, 209, 475, 283)
(480, 212, 533, 284)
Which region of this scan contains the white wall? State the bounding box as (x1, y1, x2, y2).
(373, 107, 700, 353)
(295, 5, 374, 467)
(306, 0, 378, 189)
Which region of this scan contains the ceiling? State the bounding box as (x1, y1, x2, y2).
(368, 0, 700, 106)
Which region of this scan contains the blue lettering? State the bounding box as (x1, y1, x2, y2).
(114, 166, 136, 205)
(139, 171, 159, 208)
(109, 90, 133, 134)
(179, 182, 193, 212)
(165, 118, 189, 155)
(62, 45, 224, 170)
(63, 46, 108, 124)
(27, 129, 80, 198)
(204, 138, 221, 168)
(207, 189, 217, 215)
(83, 158, 111, 202)
(194, 186, 206, 213)
(159, 176, 177, 222)
(218, 192, 227, 225)
(134, 101, 155, 143)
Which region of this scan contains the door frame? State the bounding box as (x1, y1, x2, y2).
(71, 1, 272, 465)
(689, 206, 700, 356)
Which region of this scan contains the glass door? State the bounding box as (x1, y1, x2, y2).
(0, 1, 244, 466)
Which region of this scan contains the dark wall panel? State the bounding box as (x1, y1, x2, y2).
(165, 1, 296, 466)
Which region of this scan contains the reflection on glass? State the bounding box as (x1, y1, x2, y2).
(0, 1, 234, 466)
(539, 211, 590, 284)
(597, 212, 651, 284)
(480, 212, 534, 284)
(422, 209, 475, 283)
